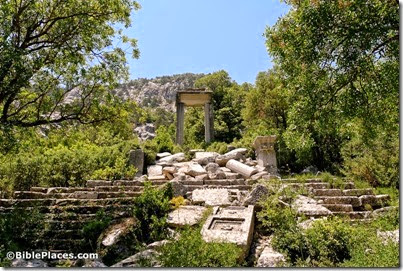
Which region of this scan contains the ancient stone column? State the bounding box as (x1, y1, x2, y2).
(204, 102, 214, 143)
(128, 149, 144, 177)
(253, 136, 277, 174)
(226, 159, 258, 178)
(176, 102, 185, 145)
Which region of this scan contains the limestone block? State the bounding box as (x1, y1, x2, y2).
(185, 162, 207, 177)
(167, 205, 207, 228)
(292, 195, 332, 217)
(129, 149, 144, 177)
(192, 188, 232, 206)
(256, 246, 285, 267)
(147, 165, 163, 177)
(201, 205, 255, 259)
(215, 148, 247, 166)
(159, 153, 185, 163)
(226, 159, 258, 178)
(242, 184, 269, 206)
(193, 152, 220, 165)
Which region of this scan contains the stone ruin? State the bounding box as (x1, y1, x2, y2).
(175, 88, 214, 145)
(0, 135, 396, 267)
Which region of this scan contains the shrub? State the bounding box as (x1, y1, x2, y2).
(0, 208, 45, 266)
(158, 226, 243, 267)
(81, 210, 112, 251)
(133, 182, 172, 243)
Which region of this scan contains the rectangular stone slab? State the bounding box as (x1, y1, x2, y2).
(201, 205, 255, 260)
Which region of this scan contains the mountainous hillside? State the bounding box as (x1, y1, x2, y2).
(115, 73, 205, 111)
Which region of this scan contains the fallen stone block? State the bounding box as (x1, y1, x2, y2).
(256, 245, 285, 267)
(313, 189, 343, 197)
(169, 180, 186, 197)
(69, 191, 98, 199)
(242, 184, 269, 206)
(359, 194, 390, 208)
(192, 188, 232, 206)
(147, 165, 163, 177)
(292, 195, 332, 217)
(226, 159, 258, 178)
(250, 171, 269, 181)
(201, 205, 255, 260)
(315, 196, 361, 207)
(215, 148, 247, 166)
(193, 152, 220, 165)
(167, 205, 207, 228)
(225, 172, 241, 179)
(185, 162, 207, 177)
(342, 188, 374, 196)
(159, 152, 185, 164)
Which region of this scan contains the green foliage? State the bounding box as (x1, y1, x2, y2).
(81, 210, 112, 251)
(206, 141, 228, 154)
(0, 123, 139, 193)
(133, 182, 172, 243)
(158, 226, 243, 267)
(0, 208, 45, 266)
(341, 123, 399, 188)
(0, 0, 140, 127)
(266, 0, 398, 173)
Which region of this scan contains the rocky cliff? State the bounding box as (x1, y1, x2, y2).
(114, 73, 205, 111)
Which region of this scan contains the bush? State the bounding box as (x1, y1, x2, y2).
(0, 124, 140, 192)
(0, 208, 45, 266)
(81, 210, 112, 252)
(133, 182, 172, 243)
(158, 226, 243, 267)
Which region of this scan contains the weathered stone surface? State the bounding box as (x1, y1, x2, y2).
(129, 149, 144, 177)
(359, 194, 390, 207)
(11, 259, 48, 268)
(162, 166, 176, 180)
(193, 152, 220, 165)
(98, 217, 137, 266)
(69, 191, 98, 199)
(201, 205, 255, 259)
(147, 165, 163, 177)
(256, 245, 285, 267)
(215, 148, 247, 166)
(205, 162, 219, 172)
(185, 162, 207, 177)
(242, 184, 269, 206)
(225, 172, 241, 179)
(377, 229, 399, 244)
(250, 171, 269, 181)
(226, 159, 258, 178)
(167, 205, 207, 228)
(111, 249, 160, 267)
(253, 136, 277, 174)
(159, 152, 185, 164)
(292, 195, 332, 217)
(192, 188, 232, 206)
(100, 217, 136, 247)
(180, 175, 203, 185)
(313, 189, 343, 197)
(169, 180, 186, 197)
(86, 180, 112, 188)
(195, 174, 208, 182)
(342, 188, 374, 196)
(315, 196, 361, 207)
(82, 259, 107, 268)
(156, 152, 171, 159)
(208, 169, 226, 180)
(146, 240, 171, 249)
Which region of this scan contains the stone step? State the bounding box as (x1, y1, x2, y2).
(49, 204, 133, 215)
(183, 185, 251, 193)
(342, 188, 374, 196)
(203, 179, 245, 186)
(86, 180, 113, 188)
(46, 187, 95, 194)
(44, 229, 83, 240)
(359, 194, 390, 208)
(113, 180, 143, 186)
(97, 191, 142, 199)
(312, 189, 343, 197)
(315, 196, 361, 207)
(332, 211, 372, 219)
(321, 204, 353, 212)
(94, 186, 144, 192)
(286, 182, 330, 190)
(45, 220, 89, 230)
(34, 239, 84, 251)
(30, 187, 49, 193)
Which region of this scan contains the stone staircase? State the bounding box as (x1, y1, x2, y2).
(282, 178, 391, 220)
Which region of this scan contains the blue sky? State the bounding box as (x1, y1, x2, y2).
(124, 0, 290, 84)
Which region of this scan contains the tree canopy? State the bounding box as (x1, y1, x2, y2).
(0, 0, 140, 128)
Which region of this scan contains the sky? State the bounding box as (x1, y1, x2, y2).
(124, 0, 290, 84)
